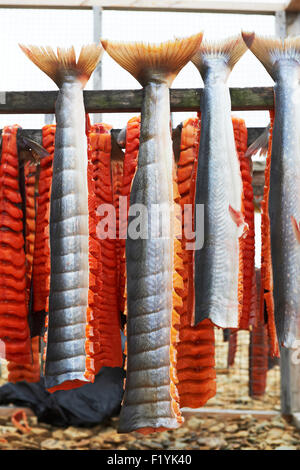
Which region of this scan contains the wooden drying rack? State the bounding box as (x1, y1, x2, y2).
(0, 87, 271, 199)
(2, 85, 295, 424)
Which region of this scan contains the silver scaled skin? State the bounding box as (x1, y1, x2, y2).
(269, 60, 300, 348)
(194, 57, 243, 329)
(119, 79, 178, 433)
(45, 76, 89, 389)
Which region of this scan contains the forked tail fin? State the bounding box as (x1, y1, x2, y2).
(242, 32, 300, 79)
(101, 33, 203, 86)
(19, 44, 103, 88)
(191, 34, 247, 77)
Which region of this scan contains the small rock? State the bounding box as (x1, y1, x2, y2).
(172, 440, 187, 450)
(186, 417, 201, 431)
(276, 446, 296, 450)
(63, 426, 93, 440)
(209, 423, 225, 433)
(197, 437, 227, 450)
(267, 429, 283, 440)
(52, 429, 65, 440)
(141, 440, 164, 450)
(41, 438, 67, 450)
(226, 424, 239, 433)
(31, 427, 51, 438)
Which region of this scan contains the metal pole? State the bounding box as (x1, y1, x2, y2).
(93, 5, 103, 124)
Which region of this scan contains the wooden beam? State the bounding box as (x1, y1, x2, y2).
(0, 0, 286, 12)
(182, 408, 280, 419)
(0, 87, 274, 114)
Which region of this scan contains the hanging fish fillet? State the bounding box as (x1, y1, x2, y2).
(7, 336, 40, 383)
(32, 125, 55, 317)
(102, 33, 203, 434)
(242, 32, 300, 350)
(20, 44, 104, 391)
(192, 36, 247, 329)
(88, 123, 123, 371)
(249, 269, 269, 398)
(112, 158, 124, 314)
(24, 160, 37, 303)
(0, 125, 32, 364)
(7, 158, 41, 383)
(232, 117, 256, 330)
(259, 111, 279, 356)
(176, 117, 216, 408)
(119, 117, 140, 315)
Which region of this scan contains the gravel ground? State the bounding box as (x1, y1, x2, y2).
(0, 328, 291, 450)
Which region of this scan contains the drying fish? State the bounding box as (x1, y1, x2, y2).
(258, 111, 279, 356)
(102, 33, 203, 434)
(248, 269, 269, 398)
(20, 44, 104, 391)
(242, 32, 300, 349)
(87, 123, 123, 372)
(0, 125, 32, 364)
(191, 35, 247, 329)
(176, 116, 216, 409)
(119, 116, 140, 316)
(232, 117, 256, 330)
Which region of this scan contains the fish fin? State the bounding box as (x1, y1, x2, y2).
(101, 33, 203, 86)
(229, 204, 248, 238)
(242, 32, 300, 79)
(245, 125, 270, 158)
(19, 44, 103, 88)
(192, 34, 247, 74)
(291, 216, 300, 244)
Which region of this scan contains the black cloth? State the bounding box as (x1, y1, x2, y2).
(0, 366, 125, 427)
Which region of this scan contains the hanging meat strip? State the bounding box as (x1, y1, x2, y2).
(32, 125, 55, 316)
(249, 269, 269, 397)
(176, 117, 216, 408)
(7, 159, 40, 382)
(111, 158, 124, 315)
(260, 110, 279, 357)
(88, 124, 123, 371)
(233, 117, 256, 330)
(118, 117, 140, 316)
(0, 125, 31, 364)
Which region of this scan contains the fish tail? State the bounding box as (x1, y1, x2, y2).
(242, 32, 300, 78)
(101, 33, 203, 86)
(245, 125, 270, 159)
(192, 34, 247, 75)
(176, 117, 216, 409)
(19, 44, 103, 87)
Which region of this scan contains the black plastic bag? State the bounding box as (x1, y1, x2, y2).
(0, 366, 125, 428)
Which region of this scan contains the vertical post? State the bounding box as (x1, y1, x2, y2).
(278, 6, 300, 427)
(93, 6, 103, 124)
(275, 10, 287, 38)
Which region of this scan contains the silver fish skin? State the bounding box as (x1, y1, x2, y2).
(242, 33, 300, 348)
(101, 34, 203, 434)
(269, 61, 300, 347)
(45, 76, 89, 389)
(192, 37, 246, 329)
(120, 79, 177, 433)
